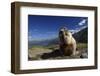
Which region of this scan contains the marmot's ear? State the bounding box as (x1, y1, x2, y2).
(61, 27, 67, 31)
(59, 27, 67, 30)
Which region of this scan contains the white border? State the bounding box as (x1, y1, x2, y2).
(20, 6, 95, 70)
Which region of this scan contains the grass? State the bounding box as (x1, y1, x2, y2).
(77, 43, 87, 49)
(29, 44, 59, 50)
(30, 45, 46, 49)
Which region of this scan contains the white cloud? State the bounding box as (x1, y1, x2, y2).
(69, 25, 87, 34)
(28, 35, 33, 41)
(69, 29, 75, 33)
(79, 25, 87, 30)
(69, 29, 79, 34)
(78, 19, 87, 26)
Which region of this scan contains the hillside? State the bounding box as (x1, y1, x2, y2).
(73, 27, 88, 43)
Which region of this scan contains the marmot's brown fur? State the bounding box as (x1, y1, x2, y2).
(59, 27, 76, 56)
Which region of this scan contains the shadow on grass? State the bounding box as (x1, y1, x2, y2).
(41, 49, 65, 59)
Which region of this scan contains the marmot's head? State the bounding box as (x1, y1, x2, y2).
(59, 27, 72, 37)
(59, 27, 72, 45)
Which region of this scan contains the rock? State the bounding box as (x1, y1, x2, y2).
(80, 52, 88, 58)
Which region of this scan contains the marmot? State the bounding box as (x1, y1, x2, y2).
(59, 27, 76, 56)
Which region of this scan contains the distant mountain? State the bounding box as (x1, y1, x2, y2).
(29, 27, 88, 48)
(28, 38, 59, 48)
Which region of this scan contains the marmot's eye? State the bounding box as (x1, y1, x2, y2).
(65, 32, 68, 35)
(66, 34, 68, 35)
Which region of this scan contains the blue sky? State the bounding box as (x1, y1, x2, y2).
(28, 15, 88, 41)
